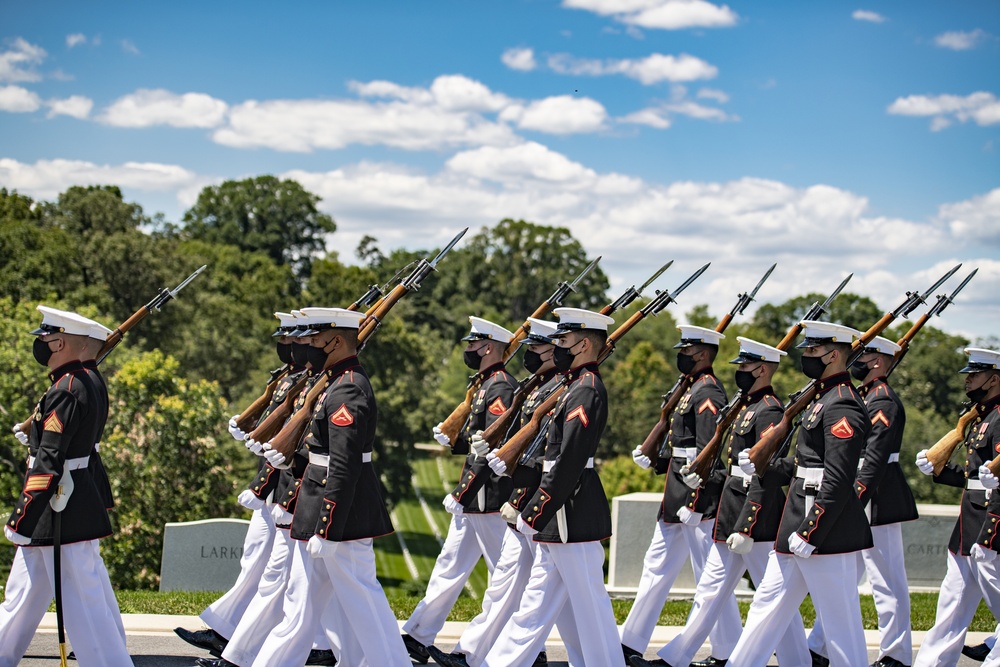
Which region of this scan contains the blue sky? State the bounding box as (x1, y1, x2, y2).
(1, 0, 997, 340)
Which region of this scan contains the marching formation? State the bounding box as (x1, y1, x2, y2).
(0, 239, 997, 667)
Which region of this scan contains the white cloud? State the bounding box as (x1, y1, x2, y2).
(938, 187, 1000, 246)
(502, 47, 537, 71)
(0, 37, 46, 83)
(852, 10, 886, 23)
(0, 157, 200, 199)
(0, 85, 41, 112)
(697, 88, 729, 103)
(547, 52, 717, 84)
(121, 39, 140, 55)
(934, 29, 988, 51)
(563, 0, 738, 30)
(501, 95, 608, 134)
(99, 89, 229, 128)
(888, 92, 1000, 129)
(621, 85, 738, 126)
(66, 33, 87, 48)
(46, 95, 93, 119)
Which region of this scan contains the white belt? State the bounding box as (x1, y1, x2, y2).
(730, 465, 751, 487)
(968, 479, 986, 491)
(667, 447, 697, 460)
(27, 455, 90, 470)
(795, 466, 824, 485)
(888, 453, 899, 463)
(308, 451, 371, 466)
(543, 457, 593, 473)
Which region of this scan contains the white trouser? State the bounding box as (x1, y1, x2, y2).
(201, 506, 276, 639)
(620, 519, 742, 654)
(728, 551, 868, 667)
(658, 542, 810, 666)
(984, 624, 1000, 667)
(403, 512, 506, 645)
(914, 550, 1000, 667)
(455, 527, 582, 667)
(482, 541, 621, 667)
(252, 539, 409, 667)
(0, 541, 133, 667)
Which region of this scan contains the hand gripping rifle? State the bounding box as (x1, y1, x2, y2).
(233, 265, 409, 433)
(437, 256, 602, 448)
(637, 264, 776, 461)
(480, 260, 673, 451)
(689, 271, 853, 481)
(17, 265, 208, 435)
(492, 263, 710, 475)
(747, 264, 962, 475)
(265, 228, 468, 463)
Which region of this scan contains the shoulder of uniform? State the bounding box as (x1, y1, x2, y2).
(761, 394, 782, 408)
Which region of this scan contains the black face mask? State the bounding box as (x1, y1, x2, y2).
(967, 375, 994, 404)
(553, 341, 581, 372)
(676, 352, 697, 375)
(290, 343, 309, 367)
(523, 349, 545, 374)
(801, 352, 830, 380)
(276, 342, 294, 365)
(304, 341, 332, 370)
(33, 338, 55, 366)
(849, 360, 870, 382)
(464, 348, 484, 371)
(734, 369, 757, 393)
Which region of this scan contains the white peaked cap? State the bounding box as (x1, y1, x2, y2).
(295, 307, 365, 334)
(863, 336, 901, 356)
(961, 348, 1000, 374)
(274, 311, 297, 328)
(31, 305, 111, 341)
(731, 336, 787, 364)
(525, 318, 559, 345)
(675, 324, 725, 348)
(796, 320, 861, 348)
(462, 316, 514, 344)
(553, 307, 615, 334)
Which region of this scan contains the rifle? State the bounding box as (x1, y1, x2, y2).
(266, 228, 468, 462)
(480, 260, 673, 451)
(17, 265, 207, 434)
(437, 256, 602, 447)
(637, 264, 775, 461)
(747, 264, 962, 475)
(492, 263, 710, 475)
(689, 272, 852, 481)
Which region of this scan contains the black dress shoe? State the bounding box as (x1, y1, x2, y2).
(194, 659, 238, 667)
(810, 650, 830, 667)
(426, 645, 469, 667)
(305, 648, 337, 666)
(175, 627, 228, 657)
(623, 644, 642, 660)
(870, 657, 907, 667)
(690, 658, 727, 667)
(964, 643, 991, 662)
(67, 652, 75, 661)
(533, 650, 548, 665)
(628, 657, 670, 667)
(402, 634, 430, 664)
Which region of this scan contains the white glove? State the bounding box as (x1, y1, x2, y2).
(307, 534, 339, 559)
(788, 532, 815, 558)
(632, 446, 651, 470)
(680, 464, 702, 489)
(443, 494, 464, 516)
(262, 443, 289, 469)
(432, 424, 450, 446)
(244, 438, 264, 455)
(738, 449, 755, 476)
(271, 504, 293, 524)
(228, 416, 246, 441)
(980, 465, 1000, 490)
(677, 506, 703, 526)
(487, 451, 507, 476)
(12, 423, 28, 446)
(4, 525, 30, 546)
(972, 543, 997, 563)
(915, 449, 934, 476)
(471, 431, 489, 458)
(727, 532, 754, 554)
(516, 515, 537, 536)
(500, 502, 519, 524)
(238, 490, 265, 511)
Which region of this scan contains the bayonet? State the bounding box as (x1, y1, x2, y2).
(647, 263, 711, 316)
(160, 264, 207, 310)
(900, 263, 962, 318)
(731, 263, 776, 317)
(607, 260, 673, 313)
(930, 268, 977, 317)
(640, 260, 673, 294)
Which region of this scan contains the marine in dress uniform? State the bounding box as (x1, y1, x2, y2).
(630, 337, 810, 667)
(913, 347, 1000, 667)
(402, 317, 517, 662)
(727, 320, 873, 667)
(428, 318, 569, 667)
(481, 307, 623, 667)
(0, 306, 133, 667)
(252, 307, 409, 667)
(621, 325, 742, 661)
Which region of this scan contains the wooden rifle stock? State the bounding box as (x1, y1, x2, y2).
(493, 384, 566, 473)
(481, 374, 544, 450)
(689, 392, 745, 480)
(234, 368, 290, 432)
(929, 407, 980, 476)
(246, 373, 311, 444)
(269, 373, 331, 459)
(638, 376, 691, 459)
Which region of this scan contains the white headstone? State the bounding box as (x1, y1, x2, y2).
(159, 518, 251, 592)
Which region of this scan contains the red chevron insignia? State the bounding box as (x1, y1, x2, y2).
(831, 417, 854, 439)
(488, 397, 507, 416)
(566, 405, 589, 426)
(697, 399, 718, 415)
(871, 410, 890, 427)
(330, 404, 354, 427)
